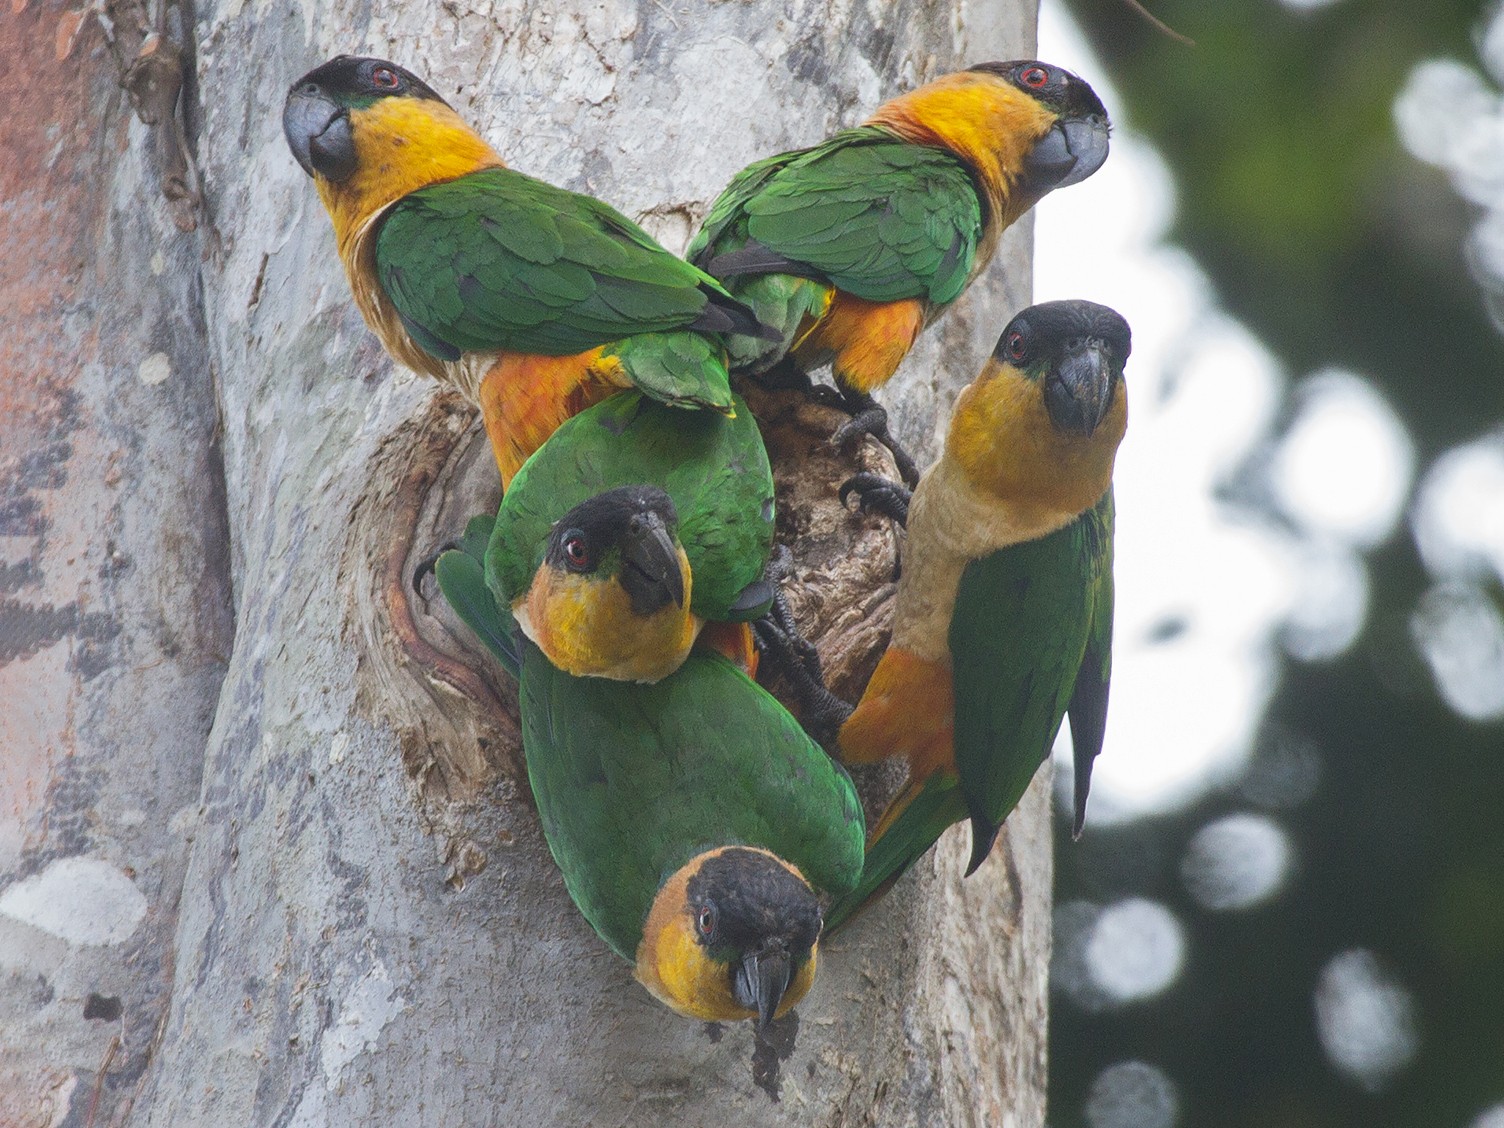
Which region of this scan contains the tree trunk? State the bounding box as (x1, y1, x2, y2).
(1, 1, 1050, 1125)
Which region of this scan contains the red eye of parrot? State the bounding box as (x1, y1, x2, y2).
(372, 66, 400, 90)
(1021, 66, 1050, 89)
(1006, 331, 1027, 360)
(563, 536, 590, 569)
(697, 907, 716, 937)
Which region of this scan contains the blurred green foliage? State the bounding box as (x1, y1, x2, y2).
(1052, 2, 1504, 1126)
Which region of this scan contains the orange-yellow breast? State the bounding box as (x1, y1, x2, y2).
(695, 620, 759, 678)
(792, 294, 926, 395)
(477, 350, 631, 486)
(839, 645, 956, 778)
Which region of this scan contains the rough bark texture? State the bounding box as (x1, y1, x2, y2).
(1, 1, 1050, 1125)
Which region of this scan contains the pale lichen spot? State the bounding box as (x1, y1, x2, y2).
(137, 352, 172, 386)
(0, 856, 148, 946)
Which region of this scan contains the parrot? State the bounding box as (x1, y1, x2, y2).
(687, 60, 1110, 486)
(432, 527, 865, 1029)
(823, 299, 1130, 931)
(484, 389, 775, 682)
(282, 55, 772, 484)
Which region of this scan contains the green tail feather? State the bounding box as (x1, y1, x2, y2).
(722, 274, 832, 376)
(823, 773, 965, 934)
(602, 332, 735, 413)
(435, 515, 521, 681)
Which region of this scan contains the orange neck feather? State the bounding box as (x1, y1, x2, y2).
(867, 72, 1060, 227)
(314, 96, 505, 262)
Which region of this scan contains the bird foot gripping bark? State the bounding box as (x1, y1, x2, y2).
(827, 391, 920, 489)
(411, 540, 461, 596)
(752, 545, 854, 746)
(839, 473, 912, 527)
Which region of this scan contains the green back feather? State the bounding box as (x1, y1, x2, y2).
(833, 489, 1115, 922)
(520, 646, 866, 958)
(1067, 491, 1115, 836)
(486, 391, 775, 622)
(375, 167, 735, 409)
(690, 128, 984, 307)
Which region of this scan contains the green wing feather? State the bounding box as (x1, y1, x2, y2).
(691, 128, 984, 307)
(433, 514, 521, 680)
(688, 151, 798, 266)
(823, 773, 965, 934)
(1067, 490, 1115, 838)
(375, 168, 739, 410)
(520, 646, 866, 958)
(825, 491, 1116, 929)
(949, 490, 1115, 873)
(486, 390, 775, 622)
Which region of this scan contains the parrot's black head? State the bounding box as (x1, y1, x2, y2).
(543, 486, 686, 617)
(284, 55, 452, 181)
(685, 847, 824, 1032)
(995, 300, 1131, 437)
(969, 60, 1111, 193)
(970, 60, 1108, 121)
(514, 485, 698, 683)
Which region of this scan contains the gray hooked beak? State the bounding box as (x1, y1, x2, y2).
(619, 511, 685, 617)
(733, 944, 794, 1034)
(1045, 340, 1116, 436)
(1023, 114, 1110, 192)
(283, 86, 357, 181)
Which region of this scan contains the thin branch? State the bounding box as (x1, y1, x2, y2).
(1118, 0, 1196, 46)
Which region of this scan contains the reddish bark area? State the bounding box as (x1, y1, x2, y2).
(0, 1, 113, 868)
(0, 4, 230, 1122)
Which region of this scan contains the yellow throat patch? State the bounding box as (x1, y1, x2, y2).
(518, 551, 698, 683)
(948, 356, 1127, 529)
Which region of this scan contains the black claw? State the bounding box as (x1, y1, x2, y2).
(763, 542, 797, 586)
(827, 392, 921, 488)
(412, 540, 461, 597)
(839, 473, 911, 528)
(754, 615, 853, 746)
(752, 549, 853, 746)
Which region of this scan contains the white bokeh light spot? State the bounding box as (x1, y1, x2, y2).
(1411, 433, 1504, 585)
(1270, 371, 1414, 546)
(1086, 898, 1186, 1002)
(1411, 581, 1504, 720)
(1086, 1061, 1180, 1128)
(1182, 813, 1294, 911)
(1314, 949, 1419, 1092)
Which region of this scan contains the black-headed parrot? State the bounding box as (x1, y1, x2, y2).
(433, 531, 864, 1029)
(687, 61, 1110, 484)
(282, 55, 770, 484)
(826, 300, 1130, 930)
(484, 389, 775, 682)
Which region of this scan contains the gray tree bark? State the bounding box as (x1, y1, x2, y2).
(0, 1, 1051, 1125)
